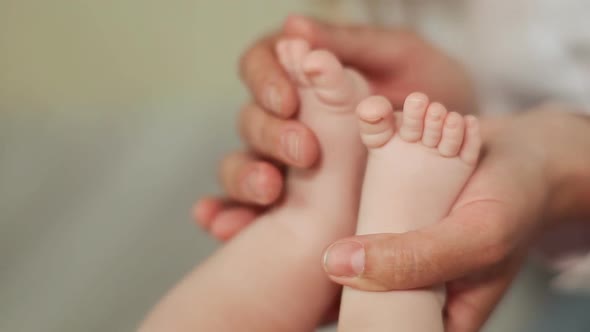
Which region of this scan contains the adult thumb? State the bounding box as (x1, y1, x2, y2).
(321, 202, 512, 291)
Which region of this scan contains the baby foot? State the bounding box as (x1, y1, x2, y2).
(338, 93, 481, 332)
(357, 93, 480, 165)
(274, 39, 369, 219)
(276, 39, 368, 109)
(355, 93, 481, 233)
(186, 39, 371, 331)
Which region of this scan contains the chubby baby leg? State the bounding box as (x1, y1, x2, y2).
(140, 39, 370, 332)
(338, 94, 481, 332)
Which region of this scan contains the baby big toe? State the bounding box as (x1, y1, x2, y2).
(357, 96, 396, 148)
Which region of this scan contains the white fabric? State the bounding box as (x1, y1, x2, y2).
(348, 0, 590, 292)
(345, 0, 590, 113)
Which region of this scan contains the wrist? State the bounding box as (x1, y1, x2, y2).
(547, 115, 590, 223)
(480, 107, 590, 224)
(521, 106, 590, 223)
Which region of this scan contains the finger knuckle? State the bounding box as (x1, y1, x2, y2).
(369, 245, 423, 289)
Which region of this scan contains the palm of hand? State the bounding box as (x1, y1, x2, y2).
(440, 131, 547, 330)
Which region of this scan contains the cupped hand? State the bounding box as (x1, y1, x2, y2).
(322, 110, 570, 331)
(195, 15, 476, 240)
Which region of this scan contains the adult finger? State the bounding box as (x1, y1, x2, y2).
(218, 150, 284, 205)
(282, 14, 409, 70)
(239, 102, 319, 168)
(322, 201, 514, 291)
(239, 34, 299, 117)
(209, 206, 260, 241)
(192, 197, 225, 229)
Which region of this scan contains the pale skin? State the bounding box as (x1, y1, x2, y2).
(195, 15, 590, 332)
(140, 39, 371, 331)
(338, 94, 481, 332)
(142, 35, 477, 331)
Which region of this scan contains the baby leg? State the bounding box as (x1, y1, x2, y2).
(140, 39, 370, 332)
(338, 94, 481, 331)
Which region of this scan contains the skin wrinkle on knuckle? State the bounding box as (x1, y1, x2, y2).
(397, 248, 423, 288)
(370, 244, 422, 289)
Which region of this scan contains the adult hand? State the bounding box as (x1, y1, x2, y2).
(322, 108, 590, 331)
(195, 14, 476, 240)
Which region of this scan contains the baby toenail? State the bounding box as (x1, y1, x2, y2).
(446, 118, 460, 128)
(265, 84, 282, 114)
(323, 241, 365, 277)
(406, 97, 427, 109)
(465, 116, 478, 126)
(281, 130, 301, 163)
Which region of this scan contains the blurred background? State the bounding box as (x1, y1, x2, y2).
(0, 1, 572, 331)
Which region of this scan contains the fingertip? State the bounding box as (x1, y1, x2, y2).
(192, 198, 223, 229)
(239, 34, 299, 118)
(219, 150, 284, 205)
(282, 14, 318, 43)
(210, 221, 237, 242)
(210, 208, 258, 241)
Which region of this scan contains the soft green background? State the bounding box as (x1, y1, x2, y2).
(0, 0, 321, 109)
(0, 1, 553, 331)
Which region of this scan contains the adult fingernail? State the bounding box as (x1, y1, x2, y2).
(265, 84, 282, 114)
(281, 130, 301, 163)
(323, 241, 365, 277)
